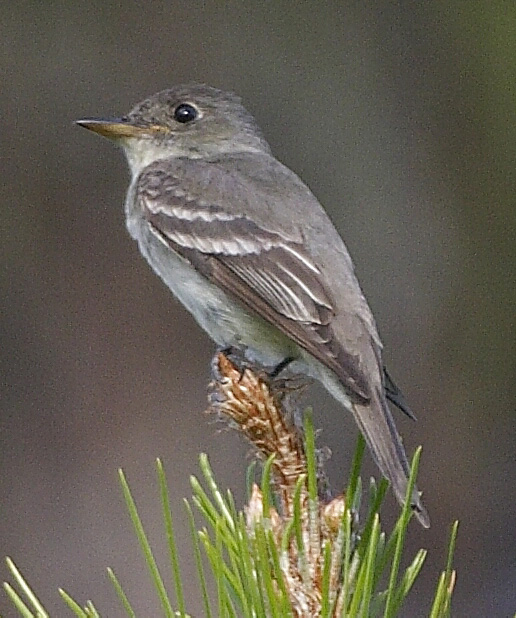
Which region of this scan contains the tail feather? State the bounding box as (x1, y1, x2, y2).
(352, 387, 430, 528)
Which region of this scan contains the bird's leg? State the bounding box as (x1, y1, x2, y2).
(213, 348, 295, 383)
(213, 346, 250, 382)
(269, 356, 295, 379)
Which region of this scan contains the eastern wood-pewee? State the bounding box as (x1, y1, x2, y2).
(77, 84, 429, 527)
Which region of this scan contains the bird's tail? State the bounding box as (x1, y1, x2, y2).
(352, 387, 430, 528)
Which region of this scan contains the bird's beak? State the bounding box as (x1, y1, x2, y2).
(75, 118, 169, 139)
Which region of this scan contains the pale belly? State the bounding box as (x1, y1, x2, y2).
(128, 215, 299, 368)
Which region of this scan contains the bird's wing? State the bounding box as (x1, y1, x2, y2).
(136, 160, 429, 526)
(136, 163, 371, 402)
(383, 366, 417, 420)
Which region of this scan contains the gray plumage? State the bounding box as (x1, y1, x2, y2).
(77, 84, 429, 527)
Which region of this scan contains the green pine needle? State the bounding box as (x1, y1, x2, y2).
(3, 415, 459, 617)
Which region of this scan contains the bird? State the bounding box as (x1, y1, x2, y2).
(76, 84, 429, 527)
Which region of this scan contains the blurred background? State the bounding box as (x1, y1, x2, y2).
(1, 1, 515, 616)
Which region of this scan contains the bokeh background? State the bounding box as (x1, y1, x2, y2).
(1, 2, 515, 616)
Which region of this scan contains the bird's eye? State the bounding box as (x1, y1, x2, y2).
(173, 103, 198, 124)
